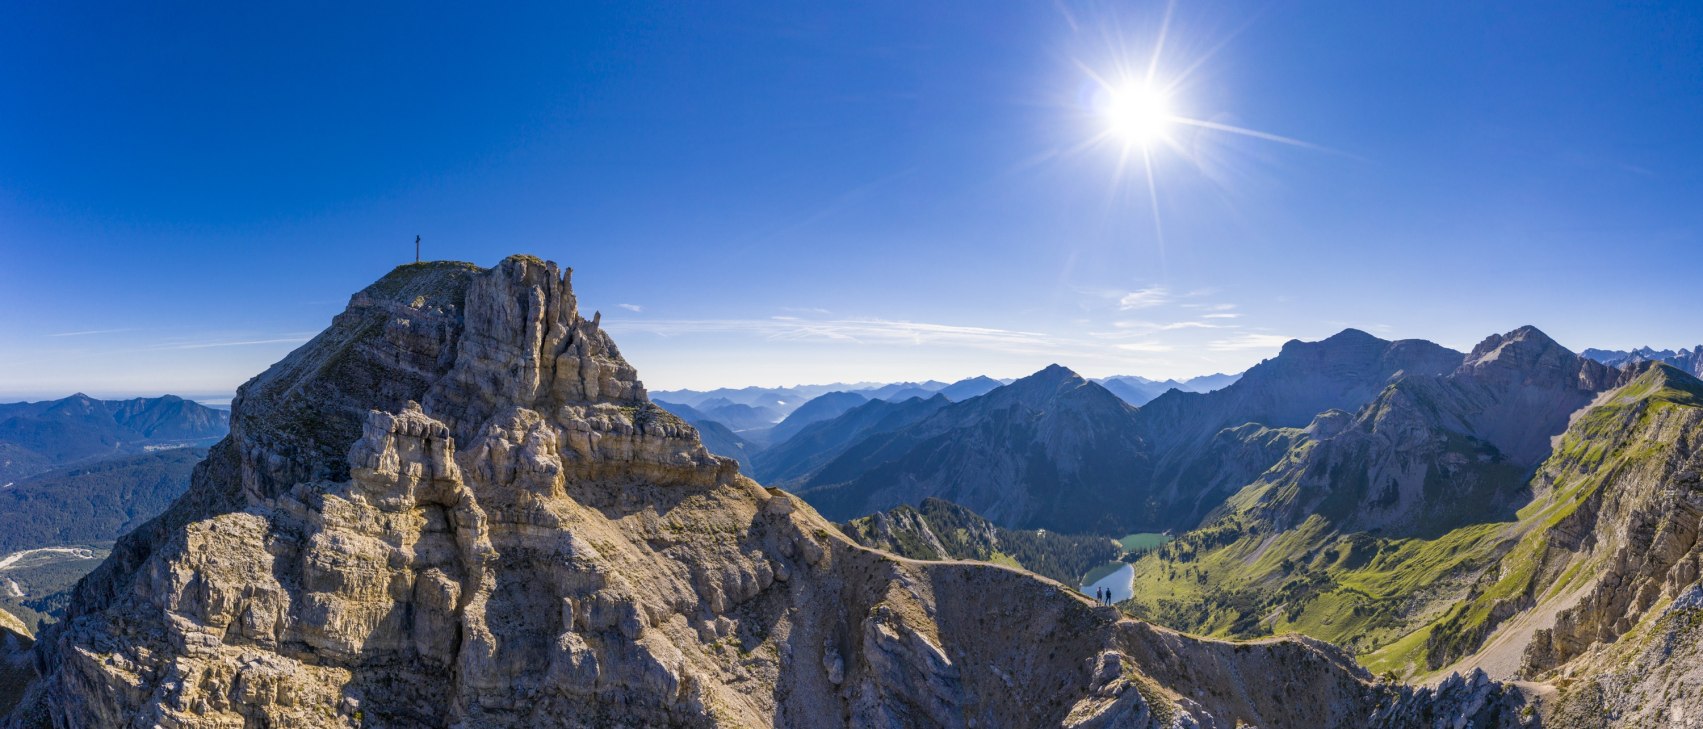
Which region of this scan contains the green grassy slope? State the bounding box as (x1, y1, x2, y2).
(1123, 364, 1703, 679)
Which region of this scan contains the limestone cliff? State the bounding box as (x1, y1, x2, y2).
(7, 257, 1528, 728)
(0, 609, 30, 718)
(1449, 363, 1703, 724)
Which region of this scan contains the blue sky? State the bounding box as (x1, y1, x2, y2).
(3, 2, 1701, 398)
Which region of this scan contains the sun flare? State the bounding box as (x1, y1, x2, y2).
(1071, 3, 1325, 258)
(1102, 83, 1174, 147)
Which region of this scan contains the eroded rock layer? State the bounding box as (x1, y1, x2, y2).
(9, 257, 1528, 728)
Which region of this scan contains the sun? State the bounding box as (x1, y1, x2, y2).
(1102, 82, 1175, 147)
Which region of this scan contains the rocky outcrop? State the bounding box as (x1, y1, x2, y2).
(1512, 365, 1703, 674)
(1398, 363, 1703, 724)
(839, 497, 1120, 586)
(8, 256, 1531, 728)
(1543, 583, 1703, 727)
(0, 609, 31, 719)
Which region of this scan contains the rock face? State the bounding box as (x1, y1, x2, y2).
(1497, 365, 1703, 692)
(6, 256, 1531, 728)
(0, 609, 31, 719)
(650, 401, 761, 474)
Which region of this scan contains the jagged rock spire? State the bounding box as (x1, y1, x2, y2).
(424, 255, 648, 440)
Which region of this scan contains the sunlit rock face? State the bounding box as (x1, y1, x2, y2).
(10, 256, 1531, 728)
(0, 609, 31, 718)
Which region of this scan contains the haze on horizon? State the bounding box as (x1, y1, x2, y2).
(3, 2, 1701, 398)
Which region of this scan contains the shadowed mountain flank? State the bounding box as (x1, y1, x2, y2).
(785, 330, 1466, 534)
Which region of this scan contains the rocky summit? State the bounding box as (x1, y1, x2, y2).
(4, 256, 1530, 728)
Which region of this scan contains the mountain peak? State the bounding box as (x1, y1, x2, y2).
(1463, 325, 1570, 370)
(1324, 327, 1378, 343)
(1275, 328, 1386, 359)
(1017, 363, 1085, 387)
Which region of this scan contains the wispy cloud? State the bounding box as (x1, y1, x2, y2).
(49, 328, 134, 337)
(1207, 333, 1295, 351)
(1112, 320, 1228, 331)
(608, 317, 1059, 354)
(149, 336, 314, 351)
(1118, 286, 1171, 310)
(617, 303, 644, 313)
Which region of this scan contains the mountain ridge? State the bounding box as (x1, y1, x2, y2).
(796, 364, 1154, 531)
(5, 256, 1526, 727)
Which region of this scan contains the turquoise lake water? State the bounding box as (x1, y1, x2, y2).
(1080, 562, 1133, 603)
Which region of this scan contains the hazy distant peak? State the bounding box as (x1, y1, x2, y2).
(1580, 344, 1703, 379)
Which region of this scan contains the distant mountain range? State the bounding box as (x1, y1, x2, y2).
(1093, 372, 1242, 406)
(651, 370, 1237, 420)
(1581, 344, 1703, 377)
(652, 368, 1242, 505)
(723, 328, 1463, 533)
(763, 390, 870, 445)
(0, 394, 223, 627)
(673, 327, 1703, 545)
(0, 394, 228, 484)
(751, 393, 950, 485)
